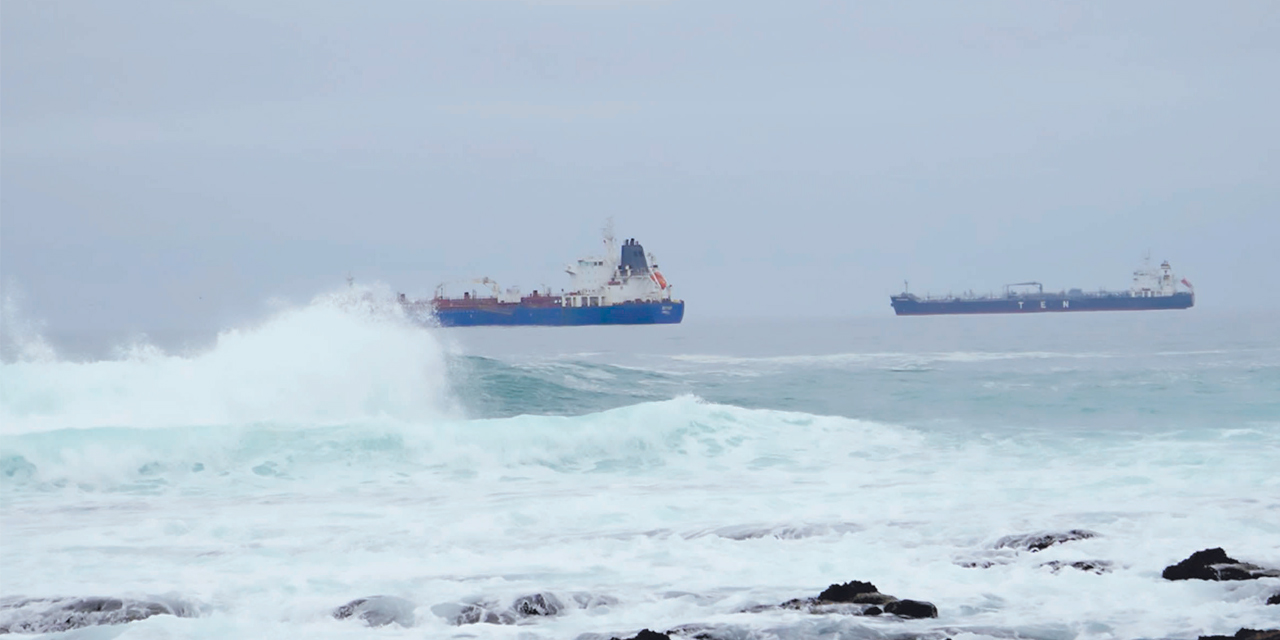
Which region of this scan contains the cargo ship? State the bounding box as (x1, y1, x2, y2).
(399, 225, 684, 327)
(891, 259, 1194, 316)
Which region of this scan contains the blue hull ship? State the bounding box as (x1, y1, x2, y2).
(400, 225, 684, 328)
(892, 260, 1195, 316)
(432, 300, 684, 327)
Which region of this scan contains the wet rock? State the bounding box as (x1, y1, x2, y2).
(752, 581, 935, 619)
(1040, 560, 1114, 574)
(674, 619, 947, 640)
(513, 593, 564, 617)
(1199, 629, 1280, 640)
(817, 580, 879, 602)
(994, 529, 1097, 552)
(609, 629, 672, 640)
(0, 595, 200, 633)
(773, 599, 882, 615)
(662, 624, 752, 640)
(802, 580, 896, 606)
(431, 600, 515, 625)
(1163, 548, 1280, 581)
(883, 599, 938, 619)
(433, 592, 580, 625)
(332, 595, 415, 628)
(1268, 593, 1280, 605)
(956, 557, 1012, 569)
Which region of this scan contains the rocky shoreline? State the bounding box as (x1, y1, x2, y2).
(4, 536, 1277, 638)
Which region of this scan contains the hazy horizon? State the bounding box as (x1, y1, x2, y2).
(4, 1, 1278, 344)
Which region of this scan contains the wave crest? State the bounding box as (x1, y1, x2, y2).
(0, 397, 920, 491)
(0, 283, 456, 435)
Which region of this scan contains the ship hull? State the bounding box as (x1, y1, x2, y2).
(432, 300, 685, 327)
(891, 293, 1193, 316)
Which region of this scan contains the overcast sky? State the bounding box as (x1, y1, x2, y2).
(3, 0, 1278, 342)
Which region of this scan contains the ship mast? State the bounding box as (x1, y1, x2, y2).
(603, 217, 619, 271)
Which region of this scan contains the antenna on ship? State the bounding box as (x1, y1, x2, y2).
(602, 217, 619, 268)
(603, 217, 616, 246)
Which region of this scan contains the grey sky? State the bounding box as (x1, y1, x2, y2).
(3, 1, 1278, 342)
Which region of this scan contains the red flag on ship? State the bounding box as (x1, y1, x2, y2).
(1181, 278, 1193, 290)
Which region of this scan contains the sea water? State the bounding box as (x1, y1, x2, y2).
(1, 287, 1277, 639)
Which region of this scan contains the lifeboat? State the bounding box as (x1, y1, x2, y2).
(651, 270, 668, 289)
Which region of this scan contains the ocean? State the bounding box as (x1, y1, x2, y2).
(2, 287, 1278, 639)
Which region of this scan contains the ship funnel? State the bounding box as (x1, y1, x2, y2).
(620, 239, 650, 274)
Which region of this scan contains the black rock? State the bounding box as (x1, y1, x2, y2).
(610, 630, 671, 640)
(883, 598, 938, 619)
(817, 581, 878, 602)
(1199, 629, 1280, 640)
(847, 592, 898, 605)
(760, 580, 935, 618)
(773, 598, 806, 610)
(1267, 593, 1280, 605)
(1040, 560, 1114, 574)
(513, 593, 564, 617)
(432, 592, 569, 626)
(663, 623, 735, 640)
(0, 596, 200, 634)
(958, 559, 1000, 569)
(1163, 548, 1280, 581)
(765, 598, 885, 616)
(332, 596, 415, 628)
(431, 601, 515, 625)
(995, 530, 1097, 552)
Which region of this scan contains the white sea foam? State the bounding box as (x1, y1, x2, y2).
(0, 284, 455, 435)
(4, 395, 1278, 638)
(2, 310, 1278, 640)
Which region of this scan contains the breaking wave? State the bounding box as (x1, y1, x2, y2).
(0, 395, 924, 491)
(0, 284, 457, 435)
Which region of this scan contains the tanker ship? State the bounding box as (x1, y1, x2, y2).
(399, 225, 684, 327)
(891, 259, 1194, 316)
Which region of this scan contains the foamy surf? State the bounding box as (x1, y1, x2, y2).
(0, 284, 456, 435)
(2, 304, 1278, 639)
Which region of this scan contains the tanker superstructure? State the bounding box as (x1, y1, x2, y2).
(890, 259, 1194, 316)
(400, 226, 684, 327)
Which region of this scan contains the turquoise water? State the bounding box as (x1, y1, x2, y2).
(2, 291, 1277, 639)
(450, 314, 1279, 431)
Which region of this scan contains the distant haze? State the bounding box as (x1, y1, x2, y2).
(3, 1, 1278, 342)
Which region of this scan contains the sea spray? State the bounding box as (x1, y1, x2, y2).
(0, 283, 456, 435)
(0, 282, 58, 364)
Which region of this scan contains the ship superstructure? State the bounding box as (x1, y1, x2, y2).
(890, 259, 1195, 316)
(401, 224, 684, 327)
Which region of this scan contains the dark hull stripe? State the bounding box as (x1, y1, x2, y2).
(434, 301, 685, 327)
(891, 293, 1193, 316)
